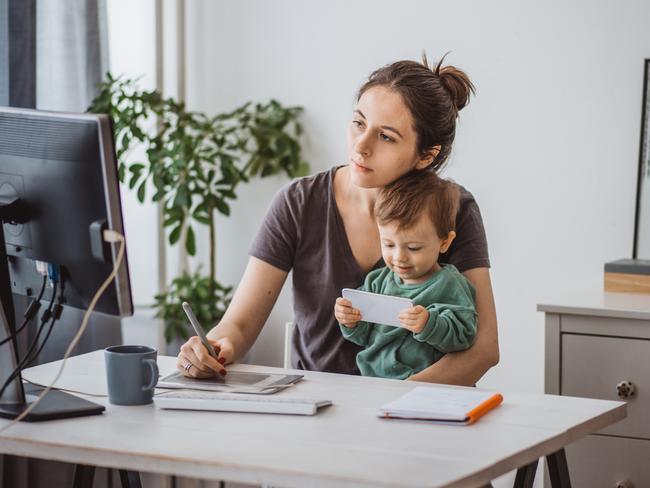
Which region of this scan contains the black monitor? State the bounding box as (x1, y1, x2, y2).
(0, 107, 133, 421)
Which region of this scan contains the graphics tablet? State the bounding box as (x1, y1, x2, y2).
(158, 371, 303, 394)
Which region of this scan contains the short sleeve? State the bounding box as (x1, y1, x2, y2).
(440, 188, 490, 272)
(249, 181, 303, 272)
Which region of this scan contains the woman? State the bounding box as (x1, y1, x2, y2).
(177, 54, 499, 385)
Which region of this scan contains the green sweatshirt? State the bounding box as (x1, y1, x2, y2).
(339, 264, 477, 380)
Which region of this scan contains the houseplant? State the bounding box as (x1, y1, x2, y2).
(88, 73, 308, 342)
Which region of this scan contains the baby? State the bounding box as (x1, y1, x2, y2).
(335, 171, 477, 380)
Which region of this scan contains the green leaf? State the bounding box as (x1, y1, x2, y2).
(215, 199, 230, 216)
(128, 173, 140, 190)
(297, 161, 310, 176)
(192, 214, 211, 225)
(173, 186, 191, 209)
(122, 133, 132, 152)
(220, 189, 237, 199)
(129, 163, 145, 174)
(136, 180, 146, 202)
(163, 213, 179, 227)
(260, 164, 276, 177)
(117, 163, 127, 182)
(169, 224, 182, 245)
(185, 225, 196, 256)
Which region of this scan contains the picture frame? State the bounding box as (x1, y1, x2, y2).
(633, 59, 650, 259)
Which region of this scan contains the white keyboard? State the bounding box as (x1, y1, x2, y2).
(154, 390, 332, 416)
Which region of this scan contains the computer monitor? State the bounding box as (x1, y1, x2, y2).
(0, 107, 133, 421)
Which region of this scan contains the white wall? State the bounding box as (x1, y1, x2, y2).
(106, 0, 158, 307)
(179, 0, 649, 391)
(108, 0, 194, 350)
(107, 2, 650, 485)
(110, 0, 650, 393)
(108, 0, 650, 385)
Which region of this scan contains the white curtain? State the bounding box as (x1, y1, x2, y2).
(36, 0, 108, 111)
(2, 3, 121, 488)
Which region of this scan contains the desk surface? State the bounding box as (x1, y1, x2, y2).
(0, 351, 626, 488)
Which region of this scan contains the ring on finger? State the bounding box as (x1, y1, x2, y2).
(184, 362, 193, 372)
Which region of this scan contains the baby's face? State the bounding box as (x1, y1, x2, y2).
(378, 213, 449, 285)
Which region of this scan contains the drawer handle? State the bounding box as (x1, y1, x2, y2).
(615, 481, 633, 488)
(616, 381, 636, 399)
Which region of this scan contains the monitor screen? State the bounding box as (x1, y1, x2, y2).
(0, 107, 133, 421)
(0, 107, 132, 317)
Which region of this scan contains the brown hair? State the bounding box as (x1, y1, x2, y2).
(357, 52, 475, 172)
(375, 170, 460, 238)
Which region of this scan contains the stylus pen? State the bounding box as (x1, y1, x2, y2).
(181, 301, 219, 360)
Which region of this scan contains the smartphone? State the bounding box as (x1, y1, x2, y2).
(341, 289, 413, 328)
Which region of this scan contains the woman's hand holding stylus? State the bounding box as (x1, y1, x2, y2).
(176, 337, 234, 378)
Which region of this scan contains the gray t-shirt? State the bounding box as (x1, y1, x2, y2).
(250, 166, 490, 375)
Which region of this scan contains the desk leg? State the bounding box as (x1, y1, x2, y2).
(72, 464, 95, 488)
(546, 448, 571, 487)
(118, 470, 142, 488)
(513, 458, 538, 488)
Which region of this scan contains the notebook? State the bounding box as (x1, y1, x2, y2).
(378, 386, 503, 424)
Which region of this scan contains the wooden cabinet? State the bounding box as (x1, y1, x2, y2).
(540, 291, 650, 488)
(565, 435, 650, 487)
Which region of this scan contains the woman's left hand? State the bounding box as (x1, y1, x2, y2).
(399, 305, 429, 333)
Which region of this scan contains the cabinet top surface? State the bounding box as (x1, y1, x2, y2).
(538, 289, 650, 319)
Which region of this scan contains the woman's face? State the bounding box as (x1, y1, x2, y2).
(346, 85, 431, 189)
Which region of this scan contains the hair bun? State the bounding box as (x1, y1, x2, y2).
(438, 65, 475, 112)
(428, 52, 475, 112)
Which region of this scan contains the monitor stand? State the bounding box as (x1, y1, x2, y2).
(0, 197, 105, 421)
(0, 384, 105, 421)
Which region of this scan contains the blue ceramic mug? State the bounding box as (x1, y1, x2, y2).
(104, 345, 159, 405)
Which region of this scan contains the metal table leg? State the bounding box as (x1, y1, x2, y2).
(513, 458, 538, 488)
(547, 448, 572, 487)
(72, 464, 95, 488)
(119, 469, 142, 488)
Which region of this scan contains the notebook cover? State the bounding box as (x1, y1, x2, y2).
(378, 386, 503, 425)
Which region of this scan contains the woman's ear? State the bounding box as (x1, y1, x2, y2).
(415, 145, 441, 170)
(439, 231, 456, 253)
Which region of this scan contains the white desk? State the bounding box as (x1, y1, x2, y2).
(0, 351, 626, 488)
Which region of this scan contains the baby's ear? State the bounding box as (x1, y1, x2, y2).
(440, 231, 456, 253)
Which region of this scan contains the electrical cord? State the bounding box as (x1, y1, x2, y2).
(0, 279, 58, 398)
(24, 276, 66, 368)
(0, 229, 125, 432)
(0, 275, 47, 348)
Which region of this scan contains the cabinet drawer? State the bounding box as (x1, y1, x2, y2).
(561, 334, 650, 439)
(564, 435, 650, 488)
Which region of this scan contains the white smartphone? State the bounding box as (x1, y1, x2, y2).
(341, 288, 413, 328)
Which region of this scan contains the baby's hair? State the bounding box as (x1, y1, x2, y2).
(375, 171, 460, 238)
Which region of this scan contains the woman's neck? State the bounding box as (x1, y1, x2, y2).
(335, 166, 378, 216)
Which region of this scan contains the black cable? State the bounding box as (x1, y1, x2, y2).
(25, 277, 65, 368)
(0, 275, 47, 348)
(0, 278, 58, 399)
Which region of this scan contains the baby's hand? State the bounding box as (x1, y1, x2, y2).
(335, 297, 361, 328)
(399, 305, 429, 334)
